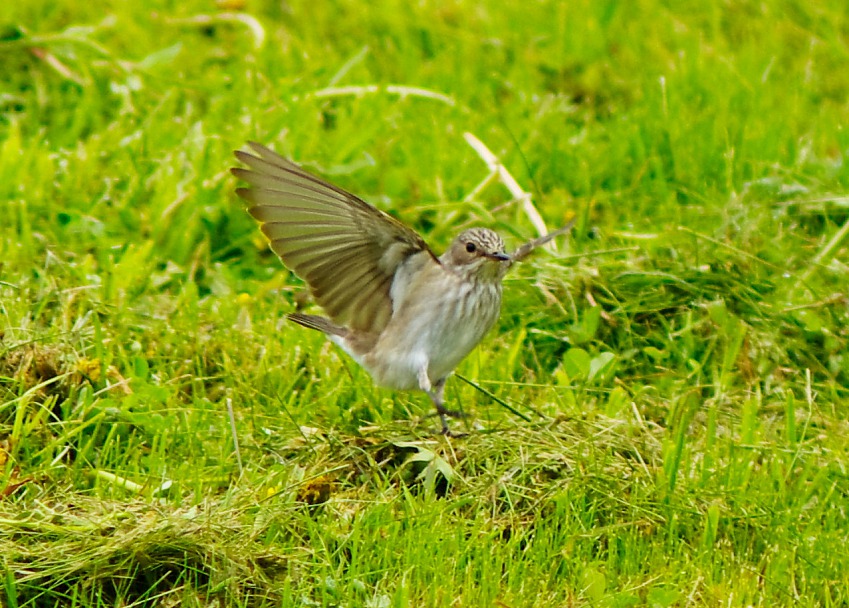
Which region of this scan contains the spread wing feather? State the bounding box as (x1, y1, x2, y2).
(232, 142, 438, 334)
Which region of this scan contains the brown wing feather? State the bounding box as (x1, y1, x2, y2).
(232, 142, 438, 334)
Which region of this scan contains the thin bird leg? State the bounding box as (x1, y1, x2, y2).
(418, 367, 464, 435)
(429, 377, 451, 435)
(432, 377, 467, 419)
(429, 378, 468, 435)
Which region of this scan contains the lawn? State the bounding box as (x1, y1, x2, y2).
(1, 0, 848, 606)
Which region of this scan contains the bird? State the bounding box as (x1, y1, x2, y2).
(231, 142, 573, 434)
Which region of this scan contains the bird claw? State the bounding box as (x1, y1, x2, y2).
(428, 406, 469, 437)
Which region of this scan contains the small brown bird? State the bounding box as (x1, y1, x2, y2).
(232, 142, 573, 434)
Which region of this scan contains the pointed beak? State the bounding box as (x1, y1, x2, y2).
(487, 251, 511, 262)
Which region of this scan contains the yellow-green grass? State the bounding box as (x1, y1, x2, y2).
(1, 1, 848, 605)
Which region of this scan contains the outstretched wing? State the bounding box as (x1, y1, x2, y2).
(232, 142, 438, 334)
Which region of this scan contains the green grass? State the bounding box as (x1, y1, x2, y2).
(2, 0, 849, 605)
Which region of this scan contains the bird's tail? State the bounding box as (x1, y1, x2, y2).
(287, 313, 349, 338)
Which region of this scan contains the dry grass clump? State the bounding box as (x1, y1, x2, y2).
(2, 494, 291, 606)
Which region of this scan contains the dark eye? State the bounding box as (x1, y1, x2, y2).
(465, 242, 476, 253)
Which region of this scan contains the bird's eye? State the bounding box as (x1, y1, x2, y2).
(465, 242, 477, 253)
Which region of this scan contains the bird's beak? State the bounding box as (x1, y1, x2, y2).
(487, 252, 511, 262)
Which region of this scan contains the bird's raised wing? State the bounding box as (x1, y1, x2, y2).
(232, 142, 437, 334)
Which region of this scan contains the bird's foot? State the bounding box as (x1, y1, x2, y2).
(428, 405, 469, 437)
(436, 415, 468, 438)
(435, 404, 468, 419)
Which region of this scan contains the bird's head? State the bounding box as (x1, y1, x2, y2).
(442, 228, 511, 281)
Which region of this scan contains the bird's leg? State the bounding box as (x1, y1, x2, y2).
(431, 377, 467, 419)
(429, 377, 451, 435)
(418, 367, 466, 435)
(417, 365, 448, 433)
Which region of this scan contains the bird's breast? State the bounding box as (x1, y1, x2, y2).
(358, 267, 503, 389)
